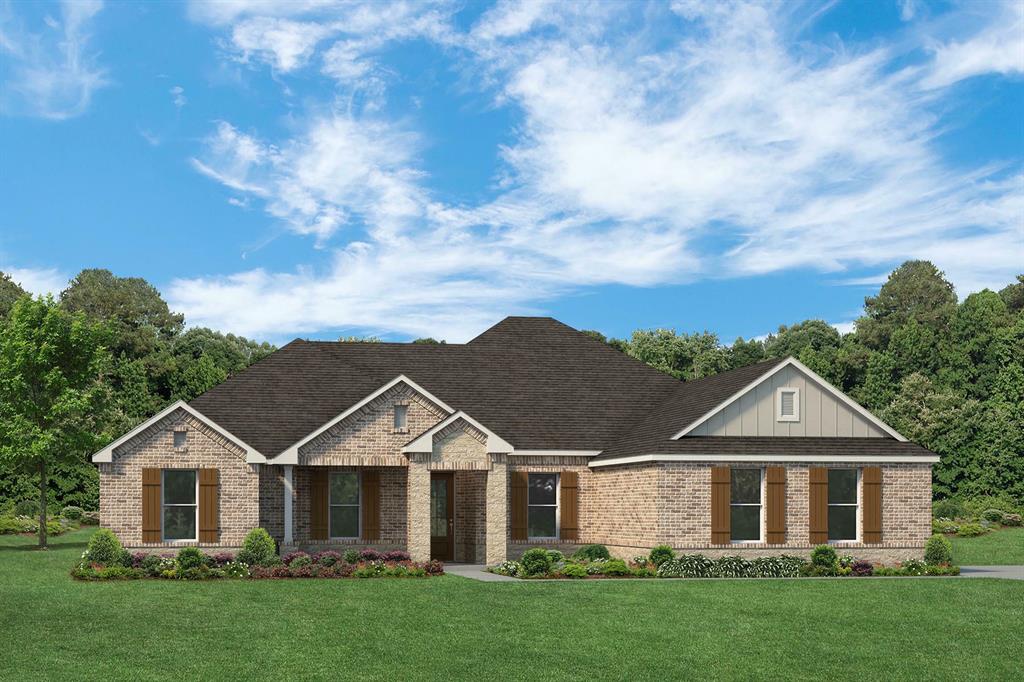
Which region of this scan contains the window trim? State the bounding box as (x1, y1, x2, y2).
(527, 472, 560, 541)
(393, 403, 409, 432)
(161, 469, 198, 543)
(776, 387, 800, 422)
(827, 467, 860, 543)
(730, 467, 765, 544)
(329, 471, 362, 540)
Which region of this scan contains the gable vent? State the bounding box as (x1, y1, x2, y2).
(776, 387, 799, 422)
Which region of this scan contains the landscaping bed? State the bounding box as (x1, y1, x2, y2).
(71, 528, 443, 581)
(490, 541, 959, 580)
(0, 503, 99, 537)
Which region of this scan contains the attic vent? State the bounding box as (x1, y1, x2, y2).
(777, 388, 800, 422)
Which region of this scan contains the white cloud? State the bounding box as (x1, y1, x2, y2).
(178, 0, 1023, 340)
(2, 265, 67, 297)
(921, 0, 1024, 88)
(0, 0, 108, 119)
(169, 85, 186, 108)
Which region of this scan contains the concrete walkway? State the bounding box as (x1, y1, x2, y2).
(444, 564, 519, 582)
(959, 565, 1024, 580)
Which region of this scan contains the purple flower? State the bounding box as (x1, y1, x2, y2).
(358, 548, 382, 562)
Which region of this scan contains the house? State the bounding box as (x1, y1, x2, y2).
(92, 317, 937, 564)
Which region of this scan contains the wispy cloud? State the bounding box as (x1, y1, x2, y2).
(0, 0, 108, 119)
(920, 0, 1024, 89)
(169, 85, 186, 108)
(176, 0, 1023, 340)
(1, 265, 67, 296)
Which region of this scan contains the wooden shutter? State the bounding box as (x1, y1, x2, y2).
(142, 468, 161, 544)
(198, 468, 219, 543)
(560, 471, 579, 541)
(310, 469, 329, 541)
(862, 466, 882, 543)
(361, 470, 381, 541)
(711, 466, 731, 545)
(808, 467, 828, 544)
(766, 466, 786, 545)
(511, 470, 528, 541)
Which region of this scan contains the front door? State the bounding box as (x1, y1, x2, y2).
(430, 473, 454, 561)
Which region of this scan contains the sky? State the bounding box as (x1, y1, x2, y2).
(0, 0, 1021, 344)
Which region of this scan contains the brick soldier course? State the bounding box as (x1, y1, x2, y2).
(92, 317, 940, 563)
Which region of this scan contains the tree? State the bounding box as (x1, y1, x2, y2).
(998, 274, 1024, 313)
(412, 337, 446, 344)
(581, 330, 629, 353)
(727, 337, 765, 369)
(170, 353, 228, 401)
(856, 260, 957, 350)
(338, 335, 382, 342)
(172, 327, 275, 375)
(763, 319, 841, 359)
(0, 297, 112, 548)
(626, 329, 729, 380)
(0, 271, 28, 319)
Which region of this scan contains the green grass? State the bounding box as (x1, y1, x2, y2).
(951, 527, 1024, 565)
(2, 530, 1022, 681)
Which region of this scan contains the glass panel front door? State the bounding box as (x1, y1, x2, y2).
(430, 473, 454, 561)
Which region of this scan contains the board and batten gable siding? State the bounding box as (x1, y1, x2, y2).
(688, 364, 887, 437)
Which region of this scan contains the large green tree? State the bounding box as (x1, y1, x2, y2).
(856, 260, 957, 350)
(0, 271, 28, 319)
(0, 297, 112, 548)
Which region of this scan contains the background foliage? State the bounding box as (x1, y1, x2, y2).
(1, 261, 1020, 510)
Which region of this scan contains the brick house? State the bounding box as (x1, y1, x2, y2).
(92, 317, 937, 563)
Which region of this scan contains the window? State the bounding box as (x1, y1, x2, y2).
(173, 430, 187, 448)
(528, 473, 558, 539)
(329, 472, 360, 539)
(730, 468, 762, 542)
(777, 387, 799, 421)
(393, 404, 408, 431)
(828, 468, 858, 541)
(162, 470, 197, 541)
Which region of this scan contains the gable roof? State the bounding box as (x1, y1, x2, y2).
(403, 411, 514, 454)
(188, 317, 681, 457)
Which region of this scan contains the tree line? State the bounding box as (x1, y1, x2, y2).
(1, 261, 1021, 530)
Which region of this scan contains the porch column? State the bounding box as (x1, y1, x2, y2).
(407, 456, 430, 562)
(283, 464, 294, 546)
(485, 454, 508, 565)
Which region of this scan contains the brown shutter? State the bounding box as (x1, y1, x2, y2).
(711, 466, 731, 545)
(809, 467, 829, 544)
(310, 468, 329, 541)
(361, 470, 381, 541)
(862, 466, 882, 543)
(560, 471, 579, 541)
(511, 470, 528, 541)
(766, 466, 786, 545)
(198, 468, 219, 543)
(142, 468, 161, 544)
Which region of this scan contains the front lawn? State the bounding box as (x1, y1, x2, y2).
(2, 530, 1022, 681)
(951, 527, 1024, 565)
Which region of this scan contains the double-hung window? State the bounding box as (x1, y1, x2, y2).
(162, 469, 197, 541)
(828, 468, 858, 541)
(527, 473, 558, 539)
(730, 468, 762, 542)
(329, 472, 360, 539)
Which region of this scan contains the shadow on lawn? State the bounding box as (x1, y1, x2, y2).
(0, 538, 88, 552)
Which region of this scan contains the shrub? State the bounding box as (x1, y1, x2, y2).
(382, 550, 411, 562)
(314, 551, 342, 567)
(585, 559, 607, 575)
(572, 544, 610, 561)
(560, 563, 587, 579)
(600, 559, 630, 576)
(0, 515, 36, 534)
(14, 499, 37, 517)
(851, 559, 874, 576)
(713, 555, 752, 578)
(222, 561, 250, 578)
(545, 549, 564, 564)
(981, 509, 1004, 523)
(777, 555, 807, 577)
(81, 511, 100, 526)
(751, 557, 791, 578)
(343, 549, 360, 564)
(932, 498, 964, 520)
(810, 545, 838, 569)
(631, 555, 649, 567)
(838, 555, 855, 569)
(924, 534, 953, 566)
(955, 523, 988, 537)
(141, 554, 165, 577)
(925, 564, 960, 576)
(359, 548, 382, 562)
(61, 505, 84, 521)
(426, 560, 444, 576)
(933, 518, 959, 535)
(962, 495, 1021, 518)
(521, 548, 554, 576)
(649, 545, 676, 567)
(86, 529, 124, 566)
(179, 565, 212, 580)
(900, 559, 927, 576)
(282, 551, 309, 566)
(237, 528, 276, 565)
(1002, 513, 1022, 527)
(211, 552, 235, 567)
(291, 554, 313, 568)
(658, 554, 714, 578)
(492, 560, 523, 577)
(177, 547, 206, 571)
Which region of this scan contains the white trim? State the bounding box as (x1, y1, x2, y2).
(729, 467, 763, 543)
(161, 469, 198, 543)
(272, 375, 456, 464)
(90, 400, 266, 464)
(776, 387, 800, 422)
(511, 450, 601, 457)
(328, 470, 361, 540)
(402, 410, 513, 454)
(283, 465, 294, 546)
(826, 467, 861, 543)
(526, 472, 560, 541)
(589, 452, 939, 467)
(670, 357, 907, 441)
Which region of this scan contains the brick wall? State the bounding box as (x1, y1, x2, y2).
(455, 471, 487, 562)
(98, 408, 259, 549)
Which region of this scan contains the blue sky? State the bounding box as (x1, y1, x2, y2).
(1, 0, 1021, 344)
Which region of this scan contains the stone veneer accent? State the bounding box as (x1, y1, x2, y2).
(98, 408, 259, 549)
(429, 419, 489, 470)
(406, 455, 431, 561)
